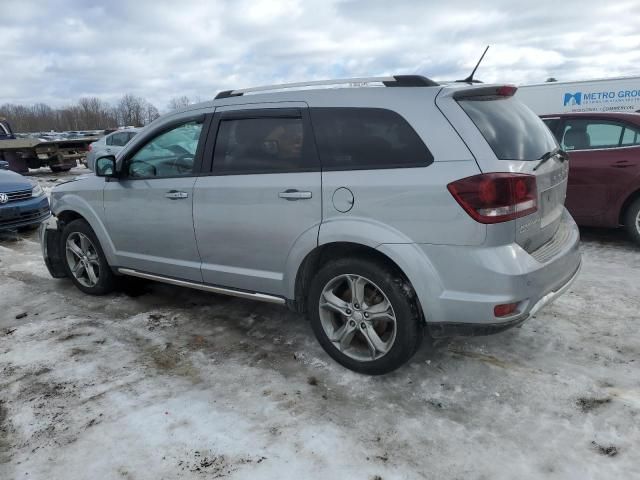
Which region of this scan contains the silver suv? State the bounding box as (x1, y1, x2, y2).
(40, 76, 581, 375)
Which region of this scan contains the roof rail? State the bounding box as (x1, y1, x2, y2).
(214, 75, 439, 99)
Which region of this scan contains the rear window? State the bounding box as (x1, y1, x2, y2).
(310, 107, 433, 170)
(459, 97, 557, 160)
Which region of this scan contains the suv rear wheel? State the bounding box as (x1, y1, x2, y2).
(624, 197, 640, 246)
(61, 219, 115, 295)
(308, 257, 423, 375)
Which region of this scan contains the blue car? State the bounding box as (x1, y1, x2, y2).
(0, 169, 50, 231)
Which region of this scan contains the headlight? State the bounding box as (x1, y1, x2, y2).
(31, 184, 44, 197)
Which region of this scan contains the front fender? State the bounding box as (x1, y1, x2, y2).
(52, 193, 117, 266)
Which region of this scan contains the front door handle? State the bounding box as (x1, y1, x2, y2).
(279, 189, 312, 200)
(165, 190, 189, 200)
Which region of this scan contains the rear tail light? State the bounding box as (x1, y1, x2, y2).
(494, 303, 518, 317)
(447, 173, 537, 224)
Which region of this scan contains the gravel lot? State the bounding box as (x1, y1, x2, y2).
(1, 168, 639, 480)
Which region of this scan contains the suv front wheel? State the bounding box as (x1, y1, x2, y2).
(61, 219, 115, 295)
(308, 257, 423, 375)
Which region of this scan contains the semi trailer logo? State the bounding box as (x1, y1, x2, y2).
(563, 92, 582, 106)
(563, 88, 640, 110)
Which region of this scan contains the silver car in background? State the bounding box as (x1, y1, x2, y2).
(85, 128, 140, 171)
(40, 76, 581, 375)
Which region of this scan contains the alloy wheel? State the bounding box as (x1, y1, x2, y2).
(65, 232, 101, 288)
(318, 274, 397, 362)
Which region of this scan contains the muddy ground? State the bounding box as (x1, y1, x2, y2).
(0, 168, 639, 479)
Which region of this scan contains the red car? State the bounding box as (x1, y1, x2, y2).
(542, 112, 640, 245)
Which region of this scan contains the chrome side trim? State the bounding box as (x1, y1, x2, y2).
(117, 268, 286, 305)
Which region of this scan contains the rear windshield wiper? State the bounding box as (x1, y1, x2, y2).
(533, 147, 568, 171)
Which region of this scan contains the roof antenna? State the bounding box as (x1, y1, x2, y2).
(458, 45, 490, 84)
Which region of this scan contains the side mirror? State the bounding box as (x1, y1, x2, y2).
(0, 160, 9, 170)
(95, 155, 117, 178)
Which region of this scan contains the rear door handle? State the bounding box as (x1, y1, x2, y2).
(165, 190, 189, 200)
(279, 189, 312, 200)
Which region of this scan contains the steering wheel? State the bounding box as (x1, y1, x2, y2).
(128, 160, 157, 177)
(170, 153, 194, 174)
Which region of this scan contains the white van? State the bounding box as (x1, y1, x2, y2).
(515, 76, 640, 115)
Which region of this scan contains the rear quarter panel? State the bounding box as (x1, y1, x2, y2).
(301, 88, 486, 246)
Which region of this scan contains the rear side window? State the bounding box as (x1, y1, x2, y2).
(310, 108, 433, 170)
(212, 116, 315, 175)
(621, 126, 640, 146)
(108, 132, 133, 147)
(459, 97, 557, 160)
(561, 119, 640, 150)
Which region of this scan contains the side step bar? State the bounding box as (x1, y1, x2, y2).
(117, 268, 286, 305)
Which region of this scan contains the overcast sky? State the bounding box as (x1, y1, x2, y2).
(1, 0, 639, 111)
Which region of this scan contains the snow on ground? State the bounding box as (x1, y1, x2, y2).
(1, 169, 639, 480)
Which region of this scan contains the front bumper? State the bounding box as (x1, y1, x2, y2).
(0, 195, 50, 230)
(39, 216, 67, 278)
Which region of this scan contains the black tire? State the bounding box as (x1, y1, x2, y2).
(50, 166, 72, 173)
(17, 224, 40, 233)
(61, 219, 115, 295)
(307, 257, 423, 375)
(623, 197, 640, 246)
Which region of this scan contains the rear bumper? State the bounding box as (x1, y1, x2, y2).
(428, 261, 581, 337)
(0, 195, 50, 230)
(382, 208, 582, 337)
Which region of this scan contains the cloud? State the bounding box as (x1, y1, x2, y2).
(1, 0, 639, 110)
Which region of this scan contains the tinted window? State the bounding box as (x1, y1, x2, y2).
(542, 118, 560, 139)
(621, 126, 640, 146)
(126, 121, 202, 178)
(311, 108, 432, 170)
(587, 123, 622, 148)
(560, 120, 637, 150)
(212, 116, 311, 174)
(109, 132, 132, 147)
(459, 97, 557, 160)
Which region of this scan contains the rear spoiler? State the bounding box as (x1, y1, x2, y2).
(450, 85, 518, 100)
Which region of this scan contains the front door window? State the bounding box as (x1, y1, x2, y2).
(127, 121, 203, 178)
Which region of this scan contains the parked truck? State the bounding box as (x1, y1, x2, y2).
(515, 75, 640, 115)
(0, 118, 98, 173)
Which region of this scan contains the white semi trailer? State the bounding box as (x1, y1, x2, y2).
(515, 76, 640, 115)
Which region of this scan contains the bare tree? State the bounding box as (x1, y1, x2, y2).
(0, 95, 160, 132)
(167, 96, 191, 110)
(144, 102, 160, 124)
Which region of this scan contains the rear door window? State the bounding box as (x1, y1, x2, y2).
(211, 113, 316, 175)
(458, 96, 557, 160)
(108, 132, 132, 147)
(560, 119, 639, 150)
(310, 107, 433, 170)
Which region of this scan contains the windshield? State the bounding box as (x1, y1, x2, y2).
(459, 96, 557, 160)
